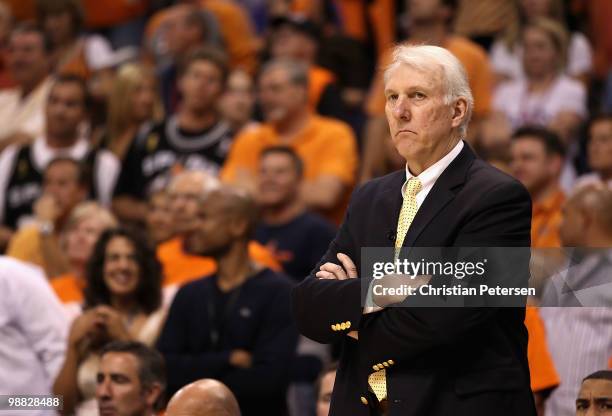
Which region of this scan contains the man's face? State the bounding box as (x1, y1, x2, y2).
(7, 31, 49, 87)
(258, 67, 307, 124)
(43, 161, 86, 216)
(165, 7, 201, 58)
(384, 64, 459, 167)
(183, 196, 236, 257)
(510, 137, 559, 195)
(219, 70, 255, 126)
(576, 378, 612, 415)
(43, 11, 74, 46)
(258, 152, 301, 208)
(46, 82, 86, 140)
(167, 175, 205, 235)
(96, 352, 154, 416)
(588, 121, 612, 175)
(316, 371, 336, 416)
(407, 0, 442, 21)
(559, 200, 586, 247)
(146, 192, 174, 244)
(270, 25, 316, 62)
(178, 60, 224, 114)
(523, 27, 558, 79)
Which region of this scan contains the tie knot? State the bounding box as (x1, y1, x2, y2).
(405, 178, 422, 197)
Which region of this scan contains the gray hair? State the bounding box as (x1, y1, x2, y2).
(384, 45, 474, 136)
(260, 58, 309, 88)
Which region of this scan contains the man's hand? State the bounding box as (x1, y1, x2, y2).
(316, 253, 360, 339)
(33, 194, 60, 224)
(372, 274, 432, 308)
(315, 253, 357, 280)
(229, 349, 252, 368)
(93, 306, 131, 341)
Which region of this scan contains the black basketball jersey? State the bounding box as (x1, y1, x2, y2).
(0, 139, 119, 229)
(114, 115, 233, 200)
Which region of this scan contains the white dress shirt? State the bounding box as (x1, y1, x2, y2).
(0, 257, 68, 416)
(365, 140, 464, 313)
(402, 140, 464, 206)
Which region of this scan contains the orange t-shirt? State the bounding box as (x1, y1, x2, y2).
(220, 115, 358, 223)
(525, 306, 560, 393)
(157, 237, 281, 288)
(532, 189, 565, 249)
(366, 36, 493, 119)
(333, 0, 395, 58)
(51, 273, 85, 304)
(308, 65, 335, 111)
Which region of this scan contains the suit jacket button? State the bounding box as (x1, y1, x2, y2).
(340, 322, 347, 330)
(331, 324, 337, 331)
(372, 364, 379, 371)
(388, 359, 395, 365)
(346, 321, 351, 328)
(360, 396, 368, 405)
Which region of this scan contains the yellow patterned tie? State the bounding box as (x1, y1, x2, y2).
(368, 177, 421, 402)
(394, 178, 422, 260)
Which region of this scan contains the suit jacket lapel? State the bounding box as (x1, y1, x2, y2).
(403, 141, 476, 248)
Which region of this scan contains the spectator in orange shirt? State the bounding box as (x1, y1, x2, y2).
(221, 59, 358, 224)
(268, 14, 347, 123)
(360, 0, 493, 182)
(157, 171, 280, 303)
(510, 126, 566, 248)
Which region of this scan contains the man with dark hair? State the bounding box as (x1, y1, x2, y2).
(0, 74, 118, 249)
(222, 59, 358, 224)
(113, 47, 233, 225)
(96, 340, 166, 416)
(256, 146, 336, 282)
(7, 158, 88, 277)
(511, 126, 566, 248)
(0, 23, 53, 151)
(575, 114, 612, 189)
(157, 186, 298, 415)
(576, 370, 612, 415)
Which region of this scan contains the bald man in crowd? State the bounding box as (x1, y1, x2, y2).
(575, 370, 612, 416)
(157, 187, 297, 415)
(541, 185, 612, 416)
(166, 379, 240, 416)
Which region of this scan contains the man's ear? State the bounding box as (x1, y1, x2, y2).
(143, 383, 162, 409)
(230, 217, 249, 239)
(451, 97, 468, 130)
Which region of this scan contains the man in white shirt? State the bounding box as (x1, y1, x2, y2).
(0, 74, 119, 249)
(0, 256, 68, 416)
(0, 23, 53, 152)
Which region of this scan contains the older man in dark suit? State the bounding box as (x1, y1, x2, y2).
(292, 45, 536, 416)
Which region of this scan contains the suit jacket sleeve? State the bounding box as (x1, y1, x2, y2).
(358, 180, 532, 366)
(291, 188, 364, 344)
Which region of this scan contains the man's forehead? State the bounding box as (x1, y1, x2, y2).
(384, 63, 443, 91)
(580, 378, 612, 395)
(100, 352, 140, 373)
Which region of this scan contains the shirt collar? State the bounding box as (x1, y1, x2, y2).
(402, 140, 464, 196)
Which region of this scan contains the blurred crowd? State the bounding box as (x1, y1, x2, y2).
(0, 0, 611, 415)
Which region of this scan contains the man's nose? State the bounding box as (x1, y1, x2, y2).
(96, 378, 112, 399)
(393, 97, 411, 120)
